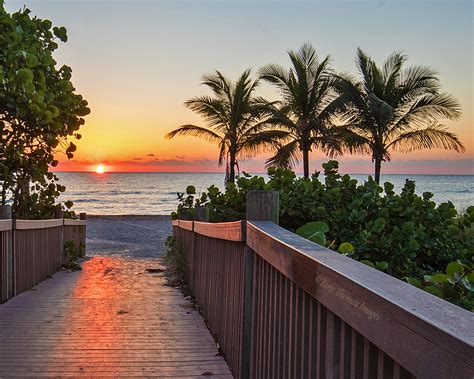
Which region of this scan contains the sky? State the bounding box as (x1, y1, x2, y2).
(5, 0, 474, 174)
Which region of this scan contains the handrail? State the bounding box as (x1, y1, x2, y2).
(15, 219, 63, 230)
(1, 211, 87, 304)
(246, 220, 474, 378)
(0, 219, 12, 232)
(178, 220, 193, 231)
(63, 219, 87, 226)
(194, 221, 245, 242)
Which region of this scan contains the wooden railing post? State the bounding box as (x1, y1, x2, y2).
(246, 191, 279, 224)
(242, 191, 279, 378)
(79, 213, 87, 257)
(55, 209, 65, 266)
(0, 205, 13, 299)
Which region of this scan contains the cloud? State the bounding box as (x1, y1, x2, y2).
(111, 158, 215, 167)
(330, 157, 474, 168)
(147, 154, 155, 157)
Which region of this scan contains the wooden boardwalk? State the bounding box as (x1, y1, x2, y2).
(0, 256, 232, 377)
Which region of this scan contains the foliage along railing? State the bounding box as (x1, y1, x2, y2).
(172, 193, 474, 379)
(0, 206, 86, 303)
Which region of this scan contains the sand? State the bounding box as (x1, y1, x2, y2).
(86, 215, 172, 258)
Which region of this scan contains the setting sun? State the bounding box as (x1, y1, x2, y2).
(96, 164, 105, 174)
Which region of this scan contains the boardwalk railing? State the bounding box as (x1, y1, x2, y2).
(0, 206, 86, 303)
(172, 191, 474, 379)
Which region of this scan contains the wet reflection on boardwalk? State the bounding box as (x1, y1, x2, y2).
(0, 257, 232, 377)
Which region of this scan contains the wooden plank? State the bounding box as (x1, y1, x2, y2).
(194, 220, 245, 241)
(15, 219, 63, 230)
(178, 219, 193, 231)
(247, 221, 474, 379)
(63, 219, 87, 226)
(0, 256, 231, 377)
(0, 220, 12, 232)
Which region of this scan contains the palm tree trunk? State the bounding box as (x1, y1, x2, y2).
(374, 158, 382, 184)
(1, 185, 6, 205)
(228, 154, 236, 183)
(302, 146, 310, 179)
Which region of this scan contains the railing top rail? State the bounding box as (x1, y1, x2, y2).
(247, 220, 474, 378)
(194, 220, 245, 242)
(15, 219, 63, 230)
(177, 220, 193, 231)
(63, 219, 87, 226)
(0, 219, 12, 232)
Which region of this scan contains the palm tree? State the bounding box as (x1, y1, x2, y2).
(335, 48, 464, 184)
(165, 69, 285, 183)
(259, 43, 345, 179)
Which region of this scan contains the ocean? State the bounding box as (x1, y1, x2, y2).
(55, 172, 474, 215)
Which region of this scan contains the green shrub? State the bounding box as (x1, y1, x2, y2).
(173, 160, 473, 309)
(406, 261, 474, 311)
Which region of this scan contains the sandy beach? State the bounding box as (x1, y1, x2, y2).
(86, 215, 172, 258)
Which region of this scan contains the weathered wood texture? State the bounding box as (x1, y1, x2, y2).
(192, 234, 246, 379)
(247, 221, 474, 379)
(13, 226, 63, 296)
(15, 219, 63, 230)
(174, 219, 474, 379)
(0, 214, 87, 304)
(0, 208, 13, 304)
(194, 221, 245, 242)
(0, 256, 232, 377)
(0, 228, 12, 303)
(64, 221, 87, 258)
(173, 221, 246, 378)
(246, 191, 279, 224)
(173, 223, 195, 288)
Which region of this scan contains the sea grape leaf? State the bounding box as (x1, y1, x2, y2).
(375, 261, 388, 271)
(406, 277, 422, 288)
(424, 285, 444, 299)
(360, 260, 375, 268)
(446, 261, 464, 277)
(296, 221, 329, 246)
(338, 242, 354, 255)
(428, 274, 449, 283)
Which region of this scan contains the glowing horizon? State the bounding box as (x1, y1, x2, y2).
(7, 0, 472, 175)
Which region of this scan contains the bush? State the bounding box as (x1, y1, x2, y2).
(174, 160, 474, 309)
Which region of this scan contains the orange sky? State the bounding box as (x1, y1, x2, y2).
(10, 0, 472, 175)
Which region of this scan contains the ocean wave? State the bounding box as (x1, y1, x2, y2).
(449, 189, 472, 194)
(108, 191, 143, 195)
(58, 172, 473, 213)
(73, 198, 116, 203)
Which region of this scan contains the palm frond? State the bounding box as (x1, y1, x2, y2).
(184, 96, 229, 128)
(333, 126, 372, 155)
(404, 92, 461, 120)
(387, 123, 465, 153)
(258, 63, 294, 100)
(237, 130, 287, 159)
(265, 139, 300, 169)
(392, 65, 440, 108)
(201, 71, 233, 103)
(165, 124, 223, 143)
(218, 139, 227, 167)
(382, 51, 406, 95)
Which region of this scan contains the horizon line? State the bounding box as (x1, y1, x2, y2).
(52, 170, 474, 176)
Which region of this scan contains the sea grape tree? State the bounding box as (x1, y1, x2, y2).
(0, 5, 90, 218)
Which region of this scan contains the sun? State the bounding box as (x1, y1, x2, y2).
(96, 164, 105, 174)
